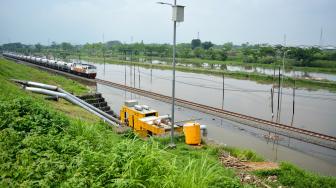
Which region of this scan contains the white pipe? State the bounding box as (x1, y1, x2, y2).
(58, 88, 122, 124)
(28, 81, 59, 91)
(25, 87, 119, 127)
(13, 79, 122, 125)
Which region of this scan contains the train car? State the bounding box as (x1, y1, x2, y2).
(41, 58, 48, 64)
(72, 63, 97, 78)
(2, 52, 97, 79)
(35, 57, 42, 64)
(46, 59, 55, 67)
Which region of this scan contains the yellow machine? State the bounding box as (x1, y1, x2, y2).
(120, 100, 183, 137)
(183, 122, 201, 145)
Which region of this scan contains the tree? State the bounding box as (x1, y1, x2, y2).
(288, 47, 321, 65)
(35, 43, 42, 52)
(61, 42, 74, 51)
(51, 42, 58, 49)
(206, 48, 217, 60)
(106, 40, 122, 48)
(191, 39, 201, 49)
(223, 42, 233, 51)
(259, 46, 276, 57)
(218, 48, 228, 61)
(202, 41, 214, 50)
(193, 47, 205, 58)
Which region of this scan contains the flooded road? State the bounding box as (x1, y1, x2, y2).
(91, 62, 336, 175)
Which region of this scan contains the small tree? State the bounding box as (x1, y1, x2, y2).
(193, 47, 205, 58)
(202, 41, 214, 50)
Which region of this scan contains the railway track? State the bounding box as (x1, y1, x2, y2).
(96, 79, 336, 148)
(6, 57, 336, 150)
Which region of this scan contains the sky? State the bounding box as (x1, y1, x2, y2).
(0, 0, 335, 46)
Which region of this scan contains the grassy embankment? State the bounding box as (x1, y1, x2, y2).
(82, 56, 336, 92)
(1, 57, 335, 187)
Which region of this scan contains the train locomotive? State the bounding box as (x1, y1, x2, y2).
(2, 52, 97, 79)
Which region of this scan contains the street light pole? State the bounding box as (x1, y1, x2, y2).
(157, 0, 184, 148)
(170, 0, 177, 147)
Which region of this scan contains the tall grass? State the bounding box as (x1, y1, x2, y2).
(0, 79, 243, 187)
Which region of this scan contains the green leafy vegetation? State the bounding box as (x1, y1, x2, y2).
(0, 57, 88, 95)
(2, 40, 336, 71)
(255, 163, 336, 188)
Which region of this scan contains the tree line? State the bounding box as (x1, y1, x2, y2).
(1, 40, 336, 68)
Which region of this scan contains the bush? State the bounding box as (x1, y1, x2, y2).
(243, 55, 257, 64)
(259, 56, 275, 64)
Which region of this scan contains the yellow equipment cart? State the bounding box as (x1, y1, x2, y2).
(120, 100, 183, 137)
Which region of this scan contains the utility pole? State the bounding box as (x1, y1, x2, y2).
(319, 27, 324, 49)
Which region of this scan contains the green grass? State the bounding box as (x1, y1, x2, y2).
(0, 57, 88, 95)
(0, 58, 244, 187)
(82, 56, 336, 92)
(254, 163, 336, 188)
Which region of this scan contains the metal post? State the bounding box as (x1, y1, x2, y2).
(103, 33, 106, 75)
(292, 73, 296, 125)
(124, 60, 127, 99)
(222, 72, 224, 109)
(133, 63, 136, 88)
(271, 88, 274, 119)
(276, 66, 280, 122)
(169, 0, 177, 147)
(138, 66, 140, 88)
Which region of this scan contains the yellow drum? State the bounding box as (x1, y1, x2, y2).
(183, 122, 201, 145)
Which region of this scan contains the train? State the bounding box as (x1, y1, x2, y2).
(2, 52, 97, 79)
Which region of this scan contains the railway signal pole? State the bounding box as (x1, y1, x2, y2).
(157, 0, 185, 147)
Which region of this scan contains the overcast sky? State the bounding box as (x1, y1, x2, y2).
(0, 0, 335, 46)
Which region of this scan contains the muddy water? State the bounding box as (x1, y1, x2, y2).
(93, 62, 336, 175)
(133, 58, 336, 81)
(225, 65, 336, 82)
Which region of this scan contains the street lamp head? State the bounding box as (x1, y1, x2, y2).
(156, 2, 173, 6)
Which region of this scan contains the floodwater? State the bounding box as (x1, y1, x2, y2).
(138, 58, 336, 82)
(91, 62, 336, 175)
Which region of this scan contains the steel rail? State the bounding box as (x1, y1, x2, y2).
(95, 78, 336, 142)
